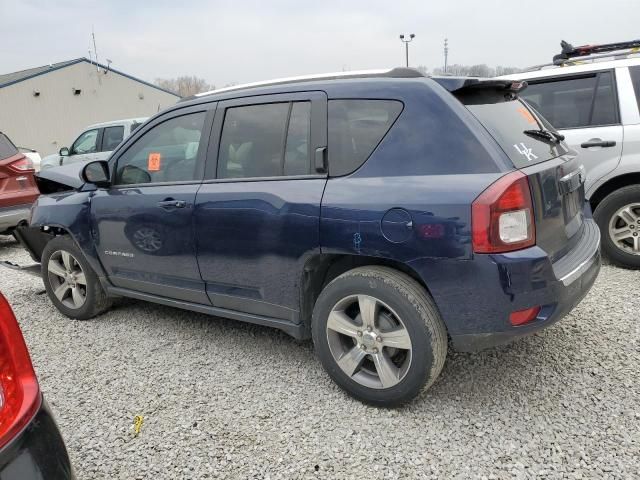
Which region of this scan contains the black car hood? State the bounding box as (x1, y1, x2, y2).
(35, 162, 85, 193)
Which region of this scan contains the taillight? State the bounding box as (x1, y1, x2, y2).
(472, 171, 535, 253)
(8, 156, 34, 172)
(0, 294, 40, 448)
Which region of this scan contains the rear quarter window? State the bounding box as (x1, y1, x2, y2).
(328, 100, 403, 176)
(0, 133, 18, 160)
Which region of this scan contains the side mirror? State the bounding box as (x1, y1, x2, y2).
(81, 160, 110, 187)
(59, 147, 69, 156)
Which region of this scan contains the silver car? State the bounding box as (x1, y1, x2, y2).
(500, 40, 640, 268)
(40, 117, 147, 170)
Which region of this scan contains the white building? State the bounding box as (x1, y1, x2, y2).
(0, 58, 180, 156)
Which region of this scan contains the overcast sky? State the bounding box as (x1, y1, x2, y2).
(1, 0, 638, 86)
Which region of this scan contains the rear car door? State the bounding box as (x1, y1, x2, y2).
(194, 92, 327, 321)
(519, 70, 623, 196)
(91, 105, 215, 303)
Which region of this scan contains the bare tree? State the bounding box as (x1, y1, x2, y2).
(154, 76, 214, 97)
(432, 64, 521, 78)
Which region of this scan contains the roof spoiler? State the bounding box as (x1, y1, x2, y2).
(433, 77, 528, 94)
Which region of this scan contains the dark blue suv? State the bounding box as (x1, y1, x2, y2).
(18, 68, 601, 406)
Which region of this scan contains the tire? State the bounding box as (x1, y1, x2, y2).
(41, 235, 112, 319)
(312, 266, 447, 407)
(593, 185, 640, 269)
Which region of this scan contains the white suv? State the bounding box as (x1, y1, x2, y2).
(500, 40, 640, 268)
(40, 117, 147, 170)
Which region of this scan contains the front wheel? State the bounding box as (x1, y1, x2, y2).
(594, 185, 640, 269)
(312, 266, 447, 407)
(41, 236, 111, 319)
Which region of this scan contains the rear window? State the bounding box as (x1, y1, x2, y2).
(328, 100, 403, 176)
(464, 96, 570, 168)
(0, 133, 18, 160)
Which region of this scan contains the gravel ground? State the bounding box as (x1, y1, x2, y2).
(0, 235, 638, 479)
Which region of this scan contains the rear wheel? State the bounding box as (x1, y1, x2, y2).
(594, 185, 640, 269)
(41, 236, 111, 319)
(312, 266, 447, 407)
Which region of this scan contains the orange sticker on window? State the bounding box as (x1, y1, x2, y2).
(148, 152, 161, 171)
(517, 107, 536, 125)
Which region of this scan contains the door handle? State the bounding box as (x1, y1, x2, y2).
(580, 140, 616, 148)
(157, 199, 187, 209)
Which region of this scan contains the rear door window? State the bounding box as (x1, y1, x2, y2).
(0, 133, 18, 160)
(465, 96, 570, 168)
(520, 72, 619, 129)
(217, 101, 312, 179)
(328, 100, 403, 176)
(102, 126, 125, 151)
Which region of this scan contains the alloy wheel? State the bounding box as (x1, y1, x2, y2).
(608, 203, 640, 255)
(47, 250, 87, 309)
(326, 294, 412, 389)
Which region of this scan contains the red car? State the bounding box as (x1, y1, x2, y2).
(0, 132, 39, 235)
(0, 293, 74, 478)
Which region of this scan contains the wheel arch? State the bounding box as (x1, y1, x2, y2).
(299, 253, 438, 330)
(589, 173, 640, 212)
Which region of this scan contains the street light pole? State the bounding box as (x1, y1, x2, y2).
(399, 33, 415, 67)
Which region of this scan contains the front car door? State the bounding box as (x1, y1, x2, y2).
(194, 92, 327, 322)
(519, 70, 623, 196)
(91, 104, 215, 303)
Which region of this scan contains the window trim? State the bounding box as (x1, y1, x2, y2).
(523, 69, 620, 130)
(108, 104, 216, 188)
(204, 91, 328, 181)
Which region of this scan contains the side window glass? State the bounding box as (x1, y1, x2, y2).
(328, 100, 403, 176)
(284, 102, 311, 175)
(102, 126, 125, 151)
(591, 72, 617, 126)
(217, 101, 311, 179)
(630, 65, 640, 114)
(71, 129, 99, 155)
(115, 112, 206, 185)
(521, 73, 618, 129)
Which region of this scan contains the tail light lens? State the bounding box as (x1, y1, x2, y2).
(472, 171, 535, 253)
(8, 156, 34, 172)
(0, 294, 40, 448)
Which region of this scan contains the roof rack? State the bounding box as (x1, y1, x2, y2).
(521, 39, 640, 73)
(191, 67, 424, 99)
(553, 39, 640, 65)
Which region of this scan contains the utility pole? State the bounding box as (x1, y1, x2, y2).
(399, 34, 415, 67)
(444, 38, 449, 73)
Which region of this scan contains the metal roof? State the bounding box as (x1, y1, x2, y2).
(0, 58, 180, 97)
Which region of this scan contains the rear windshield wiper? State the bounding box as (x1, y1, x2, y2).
(523, 129, 565, 144)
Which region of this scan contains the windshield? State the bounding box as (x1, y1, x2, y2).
(464, 96, 570, 168)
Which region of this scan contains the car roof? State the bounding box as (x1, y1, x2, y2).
(85, 117, 148, 130)
(498, 56, 640, 81)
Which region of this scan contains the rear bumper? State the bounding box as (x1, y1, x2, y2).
(414, 216, 601, 352)
(0, 204, 31, 233)
(0, 397, 75, 479)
